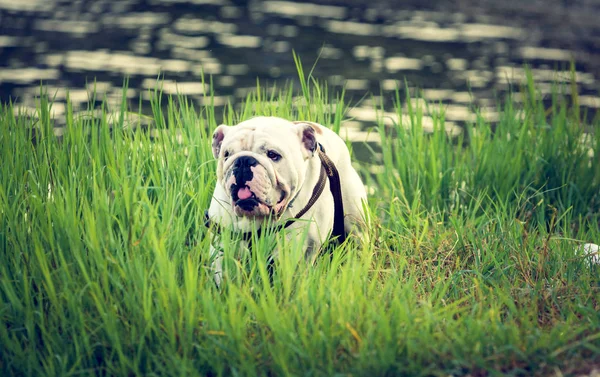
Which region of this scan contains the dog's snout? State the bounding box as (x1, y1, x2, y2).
(232, 155, 258, 193)
(234, 156, 258, 169)
(233, 156, 258, 179)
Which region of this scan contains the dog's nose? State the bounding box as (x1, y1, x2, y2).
(232, 156, 258, 190)
(234, 156, 258, 169)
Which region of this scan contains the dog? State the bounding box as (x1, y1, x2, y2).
(206, 116, 368, 284)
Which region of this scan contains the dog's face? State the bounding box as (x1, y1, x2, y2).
(212, 117, 318, 218)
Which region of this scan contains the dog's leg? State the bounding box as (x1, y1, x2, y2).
(210, 243, 223, 287)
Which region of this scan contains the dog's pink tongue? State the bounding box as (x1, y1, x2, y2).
(237, 187, 253, 200)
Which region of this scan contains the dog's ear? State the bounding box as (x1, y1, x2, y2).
(212, 124, 229, 159)
(293, 121, 319, 158)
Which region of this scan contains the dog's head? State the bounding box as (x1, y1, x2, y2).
(212, 116, 319, 218)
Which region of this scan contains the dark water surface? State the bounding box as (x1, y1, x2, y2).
(1, 0, 599, 140)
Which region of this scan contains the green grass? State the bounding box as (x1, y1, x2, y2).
(1, 66, 599, 376)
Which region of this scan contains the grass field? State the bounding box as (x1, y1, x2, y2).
(1, 68, 599, 376)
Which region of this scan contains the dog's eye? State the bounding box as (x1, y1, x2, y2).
(267, 150, 281, 161)
(223, 151, 230, 159)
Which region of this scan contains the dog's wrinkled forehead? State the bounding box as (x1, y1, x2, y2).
(224, 127, 256, 151)
(212, 116, 318, 159)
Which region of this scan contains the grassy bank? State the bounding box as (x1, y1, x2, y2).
(0, 71, 599, 376)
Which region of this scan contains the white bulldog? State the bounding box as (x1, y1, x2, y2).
(206, 116, 368, 284)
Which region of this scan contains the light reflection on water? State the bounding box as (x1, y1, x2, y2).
(1, 0, 599, 149)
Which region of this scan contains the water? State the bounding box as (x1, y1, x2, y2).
(1, 0, 599, 142)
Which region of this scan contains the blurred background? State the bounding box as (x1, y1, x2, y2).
(1, 0, 599, 134)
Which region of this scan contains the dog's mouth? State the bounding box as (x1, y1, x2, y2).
(231, 185, 287, 216)
(233, 186, 261, 211)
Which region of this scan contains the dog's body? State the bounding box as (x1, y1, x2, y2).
(207, 117, 367, 284)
